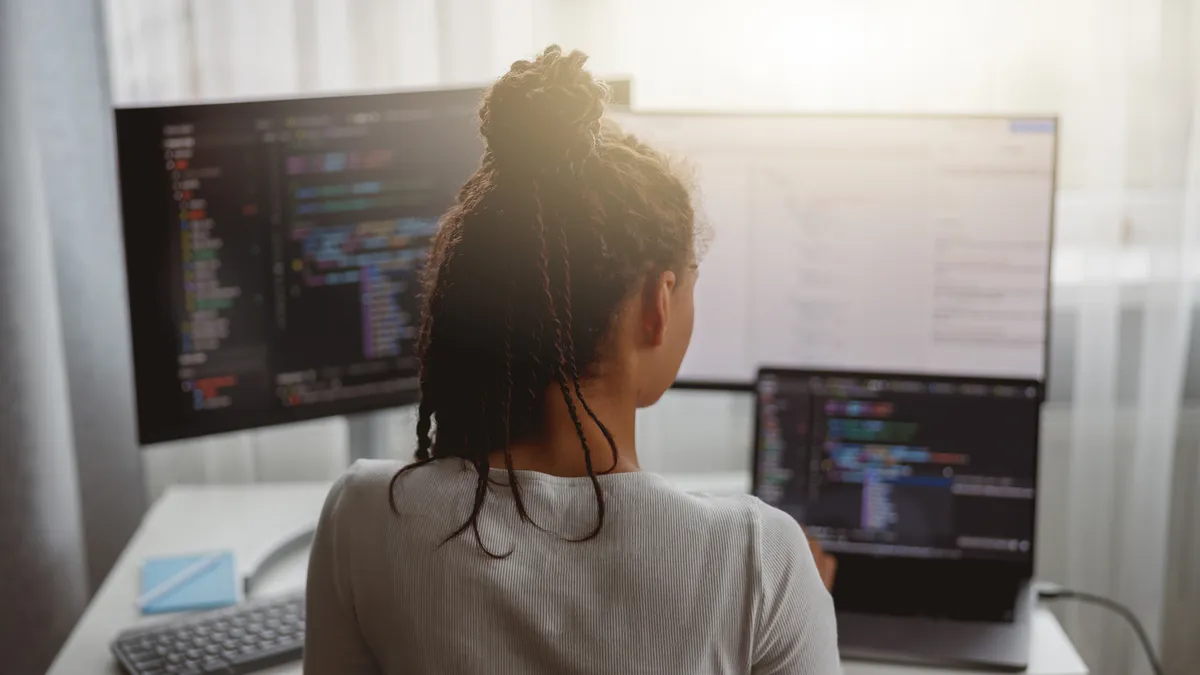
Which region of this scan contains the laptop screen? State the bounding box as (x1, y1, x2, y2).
(753, 369, 1040, 564)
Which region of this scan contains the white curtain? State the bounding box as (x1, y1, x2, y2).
(104, 0, 570, 103)
(105, 1, 1199, 673)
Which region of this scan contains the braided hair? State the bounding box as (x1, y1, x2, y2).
(389, 45, 698, 556)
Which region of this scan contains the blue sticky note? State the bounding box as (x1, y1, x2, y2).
(139, 551, 238, 615)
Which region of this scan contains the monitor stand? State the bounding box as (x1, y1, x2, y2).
(345, 403, 420, 462)
(346, 411, 394, 462)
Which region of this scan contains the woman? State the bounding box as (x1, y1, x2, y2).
(305, 45, 840, 674)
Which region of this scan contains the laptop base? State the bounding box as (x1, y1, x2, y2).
(837, 583, 1035, 672)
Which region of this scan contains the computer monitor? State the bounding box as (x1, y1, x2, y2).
(752, 367, 1040, 618)
(117, 83, 632, 445)
(610, 113, 1058, 387)
(117, 87, 484, 443)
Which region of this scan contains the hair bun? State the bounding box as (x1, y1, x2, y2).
(480, 45, 610, 171)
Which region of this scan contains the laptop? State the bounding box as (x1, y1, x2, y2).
(751, 367, 1041, 671)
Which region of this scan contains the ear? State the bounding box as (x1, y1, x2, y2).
(643, 270, 677, 347)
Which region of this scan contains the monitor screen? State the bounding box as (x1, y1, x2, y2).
(117, 88, 486, 443)
(610, 113, 1057, 385)
(753, 369, 1040, 564)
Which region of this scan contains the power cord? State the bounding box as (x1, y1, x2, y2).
(1036, 582, 1164, 675)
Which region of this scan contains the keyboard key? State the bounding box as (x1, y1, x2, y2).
(229, 642, 303, 668)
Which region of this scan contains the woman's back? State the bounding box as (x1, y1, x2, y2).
(305, 459, 838, 674)
(304, 44, 840, 674)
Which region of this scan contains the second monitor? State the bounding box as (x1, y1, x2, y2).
(611, 112, 1058, 386)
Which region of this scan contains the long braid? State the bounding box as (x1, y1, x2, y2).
(501, 287, 543, 530)
(534, 182, 606, 540)
(552, 210, 621, 474)
(440, 458, 509, 559)
(389, 389, 437, 514)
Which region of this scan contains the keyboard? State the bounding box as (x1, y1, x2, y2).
(111, 591, 305, 675)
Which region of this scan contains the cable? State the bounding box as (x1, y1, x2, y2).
(1036, 582, 1164, 675)
(242, 523, 317, 598)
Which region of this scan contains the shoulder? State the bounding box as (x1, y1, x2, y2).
(749, 501, 832, 622)
(325, 459, 404, 512)
(747, 501, 840, 670)
(322, 459, 447, 523)
(750, 500, 824, 589)
(654, 487, 804, 561)
(671, 490, 804, 545)
(642, 479, 764, 529)
(752, 500, 808, 557)
(323, 458, 476, 524)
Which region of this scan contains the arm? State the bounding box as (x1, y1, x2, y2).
(304, 473, 381, 675)
(752, 504, 842, 675)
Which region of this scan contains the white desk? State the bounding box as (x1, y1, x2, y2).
(49, 473, 1087, 675)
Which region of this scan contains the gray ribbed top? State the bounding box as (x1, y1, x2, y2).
(304, 459, 840, 674)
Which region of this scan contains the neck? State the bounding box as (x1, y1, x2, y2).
(491, 379, 640, 477)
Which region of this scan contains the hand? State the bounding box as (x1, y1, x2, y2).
(807, 536, 837, 592)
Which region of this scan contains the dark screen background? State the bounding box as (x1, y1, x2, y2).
(118, 88, 484, 443)
(754, 369, 1041, 619)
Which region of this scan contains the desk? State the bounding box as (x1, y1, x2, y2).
(50, 474, 1088, 675)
